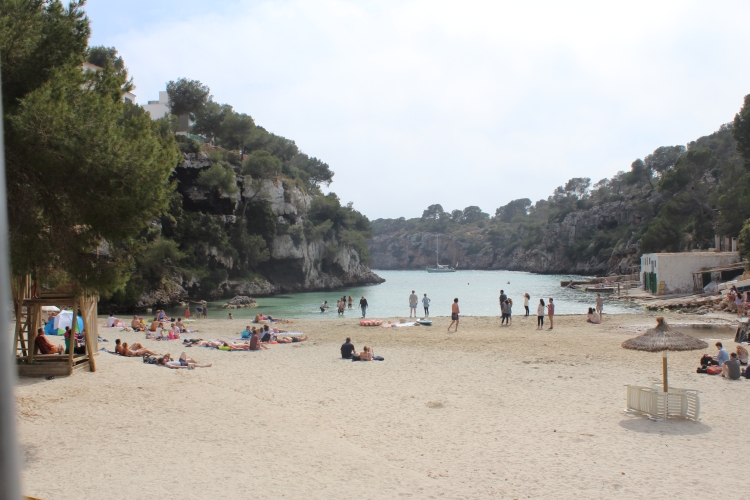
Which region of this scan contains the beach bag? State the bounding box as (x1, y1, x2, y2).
(707, 365, 722, 375)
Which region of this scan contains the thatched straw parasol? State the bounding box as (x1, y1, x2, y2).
(622, 317, 708, 392)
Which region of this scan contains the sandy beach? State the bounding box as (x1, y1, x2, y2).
(14, 311, 750, 499)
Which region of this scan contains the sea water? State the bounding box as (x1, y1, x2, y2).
(166, 270, 642, 320)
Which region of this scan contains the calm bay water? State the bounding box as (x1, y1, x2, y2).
(167, 270, 642, 320)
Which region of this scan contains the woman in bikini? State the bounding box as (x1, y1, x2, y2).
(121, 342, 157, 357)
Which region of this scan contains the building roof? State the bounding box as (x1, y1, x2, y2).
(644, 251, 739, 257)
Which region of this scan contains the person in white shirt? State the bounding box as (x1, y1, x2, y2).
(523, 293, 530, 317)
(409, 290, 419, 318)
(422, 293, 431, 317)
(106, 313, 117, 328)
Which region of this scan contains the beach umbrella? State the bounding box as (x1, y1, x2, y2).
(50, 310, 84, 336)
(621, 317, 708, 393)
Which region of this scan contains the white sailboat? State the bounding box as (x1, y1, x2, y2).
(426, 234, 456, 273)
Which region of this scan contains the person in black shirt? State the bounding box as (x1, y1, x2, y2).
(359, 296, 368, 318)
(341, 337, 357, 359)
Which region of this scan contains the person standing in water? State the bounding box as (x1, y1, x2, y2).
(348, 296, 353, 309)
(523, 293, 530, 317)
(409, 290, 419, 318)
(595, 293, 603, 321)
(448, 298, 460, 332)
(422, 293, 431, 317)
(359, 296, 368, 318)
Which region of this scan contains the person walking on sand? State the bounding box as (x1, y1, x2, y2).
(595, 293, 603, 320)
(547, 297, 555, 330)
(523, 293, 530, 317)
(448, 298, 460, 332)
(360, 296, 368, 318)
(422, 293, 431, 317)
(409, 290, 419, 318)
(537, 299, 545, 330)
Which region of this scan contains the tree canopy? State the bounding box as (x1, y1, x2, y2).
(1, 1, 179, 293)
(166, 77, 210, 119)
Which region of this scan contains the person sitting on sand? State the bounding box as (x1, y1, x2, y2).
(359, 345, 373, 361)
(115, 339, 123, 355)
(250, 330, 269, 351)
(175, 318, 187, 333)
(121, 342, 156, 357)
(276, 335, 308, 344)
(341, 337, 357, 359)
(261, 325, 274, 342)
(161, 352, 212, 369)
(355, 345, 384, 361)
(586, 307, 601, 324)
(714, 342, 730, 366)
(35, 327, 63, 355)
(131, 315, 144, 331)
(149, 320, 159, 333)
(169, 323, 181, 339)
(737, 345, 748, 366)
(722, 352, 742, 380)
(241, 326, 253, 339)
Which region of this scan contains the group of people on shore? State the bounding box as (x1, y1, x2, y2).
(111, 338, 212, 369)
(698, 342, 749, 379)
(585, 293, 605, 324)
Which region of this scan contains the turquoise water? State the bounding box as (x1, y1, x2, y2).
(165, 270, 641, 320)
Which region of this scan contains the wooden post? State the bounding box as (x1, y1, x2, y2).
(68, 297, 77, 366)
(27, 305, 36, 364)
(82, 296, 96, 372)
(662, 351, 669, 393)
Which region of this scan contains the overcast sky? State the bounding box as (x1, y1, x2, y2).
(87, 0, 750, 220)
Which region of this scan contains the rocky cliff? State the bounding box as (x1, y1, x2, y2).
(128, 152, 382, 309)
(369, 200, 642, 276)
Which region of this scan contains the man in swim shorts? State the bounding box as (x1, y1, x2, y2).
(422, 293, 431, 317)
(409, 290, 419, 318)
(448, 298, 460, 332)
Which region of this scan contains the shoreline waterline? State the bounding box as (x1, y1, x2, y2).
(163, 269, 643, 319)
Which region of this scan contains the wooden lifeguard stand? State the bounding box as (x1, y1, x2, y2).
(13, 276, 99, 377)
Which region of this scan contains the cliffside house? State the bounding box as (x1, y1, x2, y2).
(144, 90, 169, 120)
(640, 251, 742, 295)
(143, 90, 206, 141)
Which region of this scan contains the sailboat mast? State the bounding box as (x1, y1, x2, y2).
(436, 234, 439, 266)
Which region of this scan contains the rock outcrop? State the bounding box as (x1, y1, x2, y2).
(222, 296, 258, 309)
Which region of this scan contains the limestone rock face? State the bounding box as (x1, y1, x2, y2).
(368, 201, 641, 276)
(131, 153, 383, 309)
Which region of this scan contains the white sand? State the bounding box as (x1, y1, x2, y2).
(15, 313, 750, 498)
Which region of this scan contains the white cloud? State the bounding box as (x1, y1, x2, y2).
(97, 0, 750, 218)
